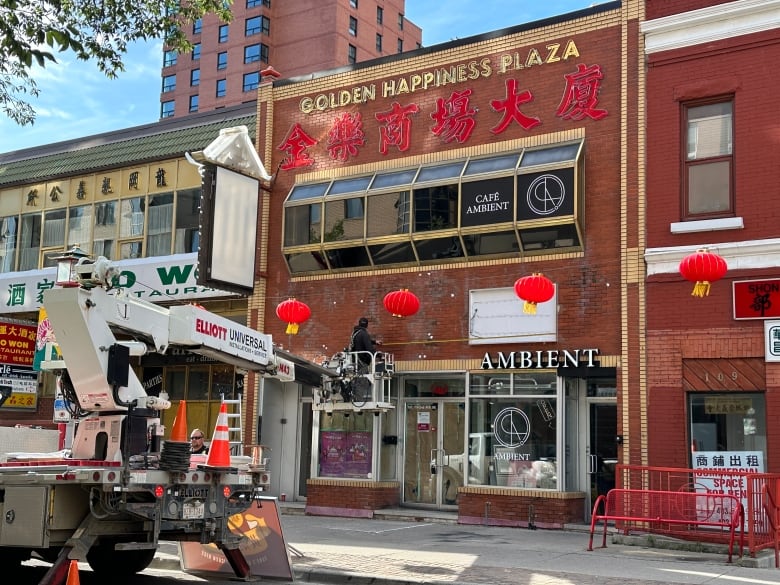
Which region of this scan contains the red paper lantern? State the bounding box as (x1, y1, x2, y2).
(513, 273, 555, 314)
(275, 298, 311, 334)
(678, 249, 728, 297)
(383, 288, 420, 318)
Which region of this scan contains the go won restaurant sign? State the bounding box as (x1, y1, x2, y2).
(0, 253, 235, 314)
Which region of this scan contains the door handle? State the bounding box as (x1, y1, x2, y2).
(587, 454, 598, 474)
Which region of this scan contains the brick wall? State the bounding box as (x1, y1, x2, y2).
(458, 487, 585, 529)
(306, 479, 401, 515)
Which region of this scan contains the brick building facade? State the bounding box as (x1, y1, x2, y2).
(160, 0, 422, 119)
(643, 0, 780, 478)
(250, 0, 644, 525)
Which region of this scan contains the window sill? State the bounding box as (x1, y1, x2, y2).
(670, 217, 743, 234)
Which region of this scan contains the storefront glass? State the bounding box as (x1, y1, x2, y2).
(318, 411, 374, 479)
(468, 371, 558, 489)
(689, 392, 767, 467)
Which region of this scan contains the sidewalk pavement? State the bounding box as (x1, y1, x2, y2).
(153, 505, 780, 585)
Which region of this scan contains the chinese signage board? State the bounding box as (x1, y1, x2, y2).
(733, 279, 780, 320)
(692, 450, 764, 529)
(0, 253, 235, 314)
(0, 322, 37, 410)
(765, 320, 780, 362)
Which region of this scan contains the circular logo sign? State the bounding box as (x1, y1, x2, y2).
(492, 407, 531, 448)
(527, 174, 566, 216)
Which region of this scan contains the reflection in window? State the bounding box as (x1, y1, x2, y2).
(368, 242, 416, 266)
(175, 189, 201, 253)
(413, 184, 457, 232)
(284, 204, 320, 246)
(165, 369, 186, 401)
(68, 205, 92, 247)
(147, 193, 173, 257)
(285, 251, 328, 273)
(120, 197, 145, 238)
(520, 224, 579, 252)
(414, 236, 464, 262)
(468, 396, 557, 488)
(689, 392, 766, 463)
(93, 201, 116, 259)
(462, 231, 518, 257)
(120, 241, 143, 260)
(0, 216, 18, 273)
(366, 191, 409, 237)
(324, 199, 363, 241)
(325, 245, 370, 269)
(43, 209, 66, 248)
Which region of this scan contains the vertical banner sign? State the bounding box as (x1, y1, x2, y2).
(0, 321, 37, 410)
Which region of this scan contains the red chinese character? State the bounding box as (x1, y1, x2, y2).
(431, 89, 477, 144)
(327, 112, 366, 161)
(277, 123, 318, 170)
(375, 102, 420, 155)
(556, 63, 608, 121)
(490, 79, 541, 134)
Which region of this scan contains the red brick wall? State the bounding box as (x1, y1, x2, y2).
(646, 0, 735, 20)
(458, 488, 584, 528)
(646, 28, 780, 250)
(306, 480, 401, 511)
(646, 327, 780, 471)
(259, 24, 626, 366)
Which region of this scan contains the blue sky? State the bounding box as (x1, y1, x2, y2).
(0, 0, 592, 153)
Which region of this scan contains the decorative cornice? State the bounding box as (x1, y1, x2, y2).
(641, 0, 780, 54)
(645, 238, 780, 276)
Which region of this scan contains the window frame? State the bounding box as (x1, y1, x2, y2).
(216, 79, 227, 98)
(349, 16, 358, 36)
(243, 71, 260, 92)
(217, 51, 228, 70)
(218, 24, 229, 43)
(348, 44, 357, 64)
(377, 6, 383, 24)
(376, 33, 382, 53)
(189, 94, 199, 113)
(192, 43, 201, 60)
(682, 97, 734, 220)
(161, 100, 175, 118)
(162, 74, 176, 93)
(245, 15, 270, 36)
(190, 69, 200, 87)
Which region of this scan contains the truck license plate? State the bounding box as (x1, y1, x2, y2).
(182, 502, 205, 519)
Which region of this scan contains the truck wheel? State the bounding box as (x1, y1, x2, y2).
(87, 545, 156, 576)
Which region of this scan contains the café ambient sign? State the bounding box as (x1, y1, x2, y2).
(481, 348, 599, 369)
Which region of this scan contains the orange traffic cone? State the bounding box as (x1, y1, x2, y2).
(202, 403, 233, 470)
(66, 559, 80, 585)
(170, 400, 188, 443)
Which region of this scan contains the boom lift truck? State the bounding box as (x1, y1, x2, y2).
(0, 257, 278, 584)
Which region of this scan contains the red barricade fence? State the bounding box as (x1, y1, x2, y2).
(616, 465, 780, 565)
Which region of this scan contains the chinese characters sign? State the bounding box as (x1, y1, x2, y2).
(0, 322, 37, 410)
(733, 279, 780, 320)
(283, 38, 608, 169)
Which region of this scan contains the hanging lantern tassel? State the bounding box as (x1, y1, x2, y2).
(678, 249, 728, 298)
(383, 289, 420, 318)
(513, 273, 555, 315)
(275, 298, 311, 335)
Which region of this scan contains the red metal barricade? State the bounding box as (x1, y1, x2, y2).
(616, 464, 780, 565)
(589, 488, 744, 562)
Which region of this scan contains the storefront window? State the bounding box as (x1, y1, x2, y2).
(689, 392, 767, 466)
(318, 411, 373, 478)
(468, 372, 558, 489)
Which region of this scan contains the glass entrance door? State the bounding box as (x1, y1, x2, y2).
(403, 401, 465, 508)
(587, 401, 618, 505)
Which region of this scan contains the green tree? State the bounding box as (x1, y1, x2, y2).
(0, 0, 232, 126)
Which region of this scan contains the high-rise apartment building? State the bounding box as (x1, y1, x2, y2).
(159, 0, 422, 119)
